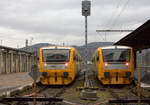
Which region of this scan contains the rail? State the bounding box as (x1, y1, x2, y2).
(109, 99, 150, 104)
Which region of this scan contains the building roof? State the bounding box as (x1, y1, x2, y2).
(115, 19, 150, 51)
(0, 45, 32, 54)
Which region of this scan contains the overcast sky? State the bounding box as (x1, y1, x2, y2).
(0, 0, 150, 48)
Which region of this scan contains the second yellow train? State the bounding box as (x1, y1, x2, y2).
(92, 45, 134, 85)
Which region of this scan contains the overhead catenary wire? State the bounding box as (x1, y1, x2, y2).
(96, 32, 106, 42)
(105, 0, 124, 28)
(97, 0, 125, 41)
(97, 0, 131, 42)
(111, 0, 131, 28)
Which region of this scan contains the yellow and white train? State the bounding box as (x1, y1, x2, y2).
(92, 45, 134, 85)
(39, 46, 81, 85)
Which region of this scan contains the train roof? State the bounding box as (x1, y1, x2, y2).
(41, 46, 73, 50)
(99, 45, 132, 50)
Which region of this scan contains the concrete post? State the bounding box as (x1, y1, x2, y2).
(16, 53, 19, 72)
(2, 52, 7, 74)
(11, 52, 14, 73)
(26, 54, 29, 72)
(6, 52, 9, 74)
(25, 54, 27, 72)
(0, 49, 2, 74)
(19, 53, 22, 72)
(8, 53, 11, 73)
(29, 55, 32, 72)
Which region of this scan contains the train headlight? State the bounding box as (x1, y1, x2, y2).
(125, 62, 130, 67)
(64, 62, 69, 67)
(104, 62, 109, 67)
(44, 62, 47, 66)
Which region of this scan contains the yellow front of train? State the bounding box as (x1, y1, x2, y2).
(98, 46, 134, 85)
(39, 46, 76, 85)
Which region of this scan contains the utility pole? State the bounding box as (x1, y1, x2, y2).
(25, 39, 28, 51)
(25, 39, 28, 47)
(30, 37, 34, 46)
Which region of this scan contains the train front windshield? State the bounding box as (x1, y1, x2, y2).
(42, 49, 70, 62)
(102, 49, 130, 62)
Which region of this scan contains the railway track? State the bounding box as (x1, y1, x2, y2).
(1, 71, 150, 105)
(0, 83, 66, 105)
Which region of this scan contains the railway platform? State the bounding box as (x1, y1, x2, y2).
(0, 72, 33, 96)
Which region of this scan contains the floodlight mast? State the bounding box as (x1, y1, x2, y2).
(82, 0, 91, 70)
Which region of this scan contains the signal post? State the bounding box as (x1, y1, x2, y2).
(80, 0, 97, 100)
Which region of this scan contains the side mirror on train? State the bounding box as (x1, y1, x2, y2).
(73, 56, 76, 61)
(96, 56, 99, 61)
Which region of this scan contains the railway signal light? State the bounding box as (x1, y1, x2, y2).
(82, 0, 91, 16)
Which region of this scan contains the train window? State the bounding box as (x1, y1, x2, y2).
(42, 49, 70, 62)
(102, 49, 130, 62)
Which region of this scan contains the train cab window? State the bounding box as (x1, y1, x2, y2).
(42, 49, 70, 62)
(102, 49, 130, 62)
